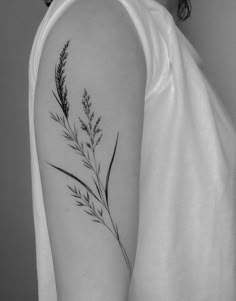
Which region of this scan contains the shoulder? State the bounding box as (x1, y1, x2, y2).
(38, 0, 147, 84)
(35, 0, 147, 112)
(34, 0, 147, 163)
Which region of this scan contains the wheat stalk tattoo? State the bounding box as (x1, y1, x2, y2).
(47, 40, 131, 274)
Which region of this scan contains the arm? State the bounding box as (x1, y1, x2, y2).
(34, 0, 146, 300)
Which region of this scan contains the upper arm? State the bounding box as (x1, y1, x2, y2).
(34, 0, 146, 300)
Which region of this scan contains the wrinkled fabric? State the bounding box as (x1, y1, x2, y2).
(28, 0, 236, 300)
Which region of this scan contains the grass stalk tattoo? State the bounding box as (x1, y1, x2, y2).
(47, 40, 131, 274)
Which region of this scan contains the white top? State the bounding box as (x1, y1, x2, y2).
(28, 0, 236, 300)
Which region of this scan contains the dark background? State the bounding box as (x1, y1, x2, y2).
(1, 0, 236, 299)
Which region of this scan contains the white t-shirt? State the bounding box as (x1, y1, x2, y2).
(28, 0, 236, 300)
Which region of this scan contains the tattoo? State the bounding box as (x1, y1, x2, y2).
(46, 40, 131, 274)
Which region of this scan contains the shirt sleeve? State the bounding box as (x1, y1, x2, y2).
(128, 20, 236, 300)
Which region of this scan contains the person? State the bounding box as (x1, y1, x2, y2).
(28, 0, 236, 300)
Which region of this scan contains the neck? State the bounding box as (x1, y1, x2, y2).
(156, 0, 177, 18)
(157, 0, 170, 8)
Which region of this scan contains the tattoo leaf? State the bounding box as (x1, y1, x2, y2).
(85, 210, 93, 216)
(76, 202, 84, 207)
(48, 41, 131, 274)
(92, 220, 101, 223)
(105, 131, 119, 207)
(47, 162, 100, 202)
(92, 177, 102, 198)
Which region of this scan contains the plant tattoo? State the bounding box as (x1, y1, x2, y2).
(47, 40, 131, 274)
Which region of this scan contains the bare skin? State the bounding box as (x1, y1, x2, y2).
(151, 0, 180, 23)
(156, 0, 177, 12)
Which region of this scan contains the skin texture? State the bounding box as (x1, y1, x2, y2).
(34, 0, 146, 300)
(157, 0, 175, 11)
